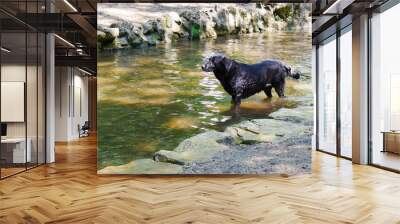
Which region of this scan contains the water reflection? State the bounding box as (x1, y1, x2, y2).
(97, 32, 312, 169)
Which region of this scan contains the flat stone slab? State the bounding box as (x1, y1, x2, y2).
(98, 159, 183, 174)
(183, 138, 312, 175)
(288, 96, 314, 107)
(154, 130, 234, 165)
(225, 118, 310, 144)
(269, 106, 313, 125)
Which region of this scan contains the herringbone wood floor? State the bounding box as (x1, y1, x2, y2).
(1, 135, 400, 224)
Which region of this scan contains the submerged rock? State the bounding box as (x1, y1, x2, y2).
(98, 159, 183, 174)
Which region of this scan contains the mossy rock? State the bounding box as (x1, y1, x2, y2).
(97, 32, 115, 49)
(273, 5, 292, 22)
(190, 24, 201, 39)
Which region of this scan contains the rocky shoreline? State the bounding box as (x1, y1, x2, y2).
(97, 3, 311, 49)
(98, 96, 313, 175)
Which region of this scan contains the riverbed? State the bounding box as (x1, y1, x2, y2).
(97, 31, 312, 170)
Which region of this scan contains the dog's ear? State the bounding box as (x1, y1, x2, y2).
(223, 57, 235, 73)
(212, 55, 225, 64)
(284, 64, 291, 74)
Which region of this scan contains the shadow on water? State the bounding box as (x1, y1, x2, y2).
(97, 32, 312, 169)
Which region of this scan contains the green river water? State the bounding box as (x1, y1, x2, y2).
(97, 31, 312, 169)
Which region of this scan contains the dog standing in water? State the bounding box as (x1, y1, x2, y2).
(201, 54, 301, 111)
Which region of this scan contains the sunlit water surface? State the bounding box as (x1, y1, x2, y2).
(98, 32, 312, 169)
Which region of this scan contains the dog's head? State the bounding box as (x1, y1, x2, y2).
(291, 70, 301, 79)
(284, 65, 301, 79)
(201, 54, 236, 73)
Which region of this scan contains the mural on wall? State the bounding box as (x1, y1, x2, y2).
(97, 3, 313, 175)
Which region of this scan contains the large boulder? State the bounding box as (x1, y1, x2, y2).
(154, 130, 235, 165)
(97, 30, 115, 49)
(98, 159, 183, 174)
(161, 12, 189, 42)
(112, 22, 148, 47)
(180, 9, 217, 39)
(214, 7, 235, 34)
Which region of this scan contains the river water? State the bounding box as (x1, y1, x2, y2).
(97, 31, 312, 169)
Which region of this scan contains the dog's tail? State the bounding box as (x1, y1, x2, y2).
(284, 65, 301, 79)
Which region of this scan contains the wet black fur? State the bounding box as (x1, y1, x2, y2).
(201, 55, 300, 110)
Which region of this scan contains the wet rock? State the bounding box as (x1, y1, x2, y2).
(114, 22, 148, 47)
(269, 106, 313, 125)
(153, 130, 235, 165)
(180, 9, 217, 39)
(98, 159, 183, 174)
(97, 30, 116, 49)
(115, 37, 129, 48)
(161, 12, 189, 42)
(106, 27, 119, 38)
(225, 119, 309, 144)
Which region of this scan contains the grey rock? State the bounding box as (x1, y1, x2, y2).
(153, 130, 235, 165)
(225, 118, 310, 144)
(289, 96, 314, 107)
(269, 106, 313, 125)
(183, 136, 311, 175)
(98, 159, 183, 174)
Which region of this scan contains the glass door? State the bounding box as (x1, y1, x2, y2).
(1, 31, 28, 178)
(317, 35, 337, 154)
(370, 3, 400, 171)
(0, 1, 47, 179)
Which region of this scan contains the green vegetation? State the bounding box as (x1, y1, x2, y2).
(190, 24, 201, 39)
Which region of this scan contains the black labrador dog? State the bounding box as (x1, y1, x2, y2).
(201, 54, 300, 111)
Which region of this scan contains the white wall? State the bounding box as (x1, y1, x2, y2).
(1, 63, 46, 164)
(55, 67, 89, 141)
(1, 65, 37, 138)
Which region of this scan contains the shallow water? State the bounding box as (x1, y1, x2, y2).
(97, 32, 312, 169)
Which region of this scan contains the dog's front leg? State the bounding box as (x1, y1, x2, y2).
(264, 85, 273, 98)
(232, 95, 242, 113)
(275, 82, 286, 98)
